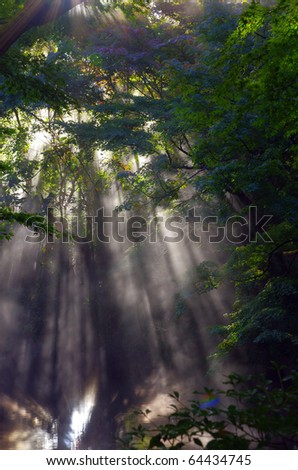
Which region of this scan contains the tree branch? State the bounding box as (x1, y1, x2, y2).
(0, 0, 85, 56)
(170, 137, 191, 157)
(165, 149, 194, 170)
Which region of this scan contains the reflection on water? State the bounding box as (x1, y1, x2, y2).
(0, 393, 57, 450)
(68, 382, 97, 449)
(0, 384, 97, 450)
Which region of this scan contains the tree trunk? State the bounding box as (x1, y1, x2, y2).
(0, 0, 85, 56)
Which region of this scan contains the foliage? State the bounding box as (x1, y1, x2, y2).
(151, 0, 298, 363)
(0, 0, 297, 368)
(119, 365, 298, 450)
(0, 0, 25, 24)
(0, 205, 50, 240)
